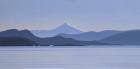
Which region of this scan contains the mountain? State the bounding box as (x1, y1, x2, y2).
(0, 29, 39, 41)
(31, 23, 83, 37)
(0, 37, 37, 46)
(2, 29, 140, 45)
(101, 30, 140, 45)
(0, 29, 114, 46)
(58, 30, 122, 41)
(38, 36, 113, 46)
(0, 29, 39, 46)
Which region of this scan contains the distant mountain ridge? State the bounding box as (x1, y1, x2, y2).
(1, 28, 140, 46)
(101, 30, 140, 45)
(31, 23, 83, 37)
(31, 23, 122, 41)
(0, 29, 39, 41)
(0, 29, 114, 46)
(0, 29, 38, 46)
(38, 36, 112, 46)
(58, 30, 122, 41)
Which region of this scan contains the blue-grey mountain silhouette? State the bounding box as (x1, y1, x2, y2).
(0, 29, 39, 40)
(101, 30, 140, 45)
(39, 36, 113, 46)
(58, 30, 122, 41)
(31, 23, 83, 37)
(0, 29, 114, 46)
(0, 29, 38, 46)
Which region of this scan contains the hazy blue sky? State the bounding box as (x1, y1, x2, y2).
(0, 0, 140, 31)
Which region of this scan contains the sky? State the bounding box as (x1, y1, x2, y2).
(0, 0, 140, 31)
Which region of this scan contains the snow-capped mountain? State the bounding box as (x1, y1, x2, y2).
(31, 23, 83, 37)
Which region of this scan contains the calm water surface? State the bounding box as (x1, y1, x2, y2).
(0, 46, 140, 69)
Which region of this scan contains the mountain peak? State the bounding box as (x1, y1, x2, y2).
(62, 23, 70, 26)
(59, 23, 73, 28)
(31, 23, 83, 37)
(54, 23, 82, 33)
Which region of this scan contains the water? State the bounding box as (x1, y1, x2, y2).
(0, 46, 140, 69)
